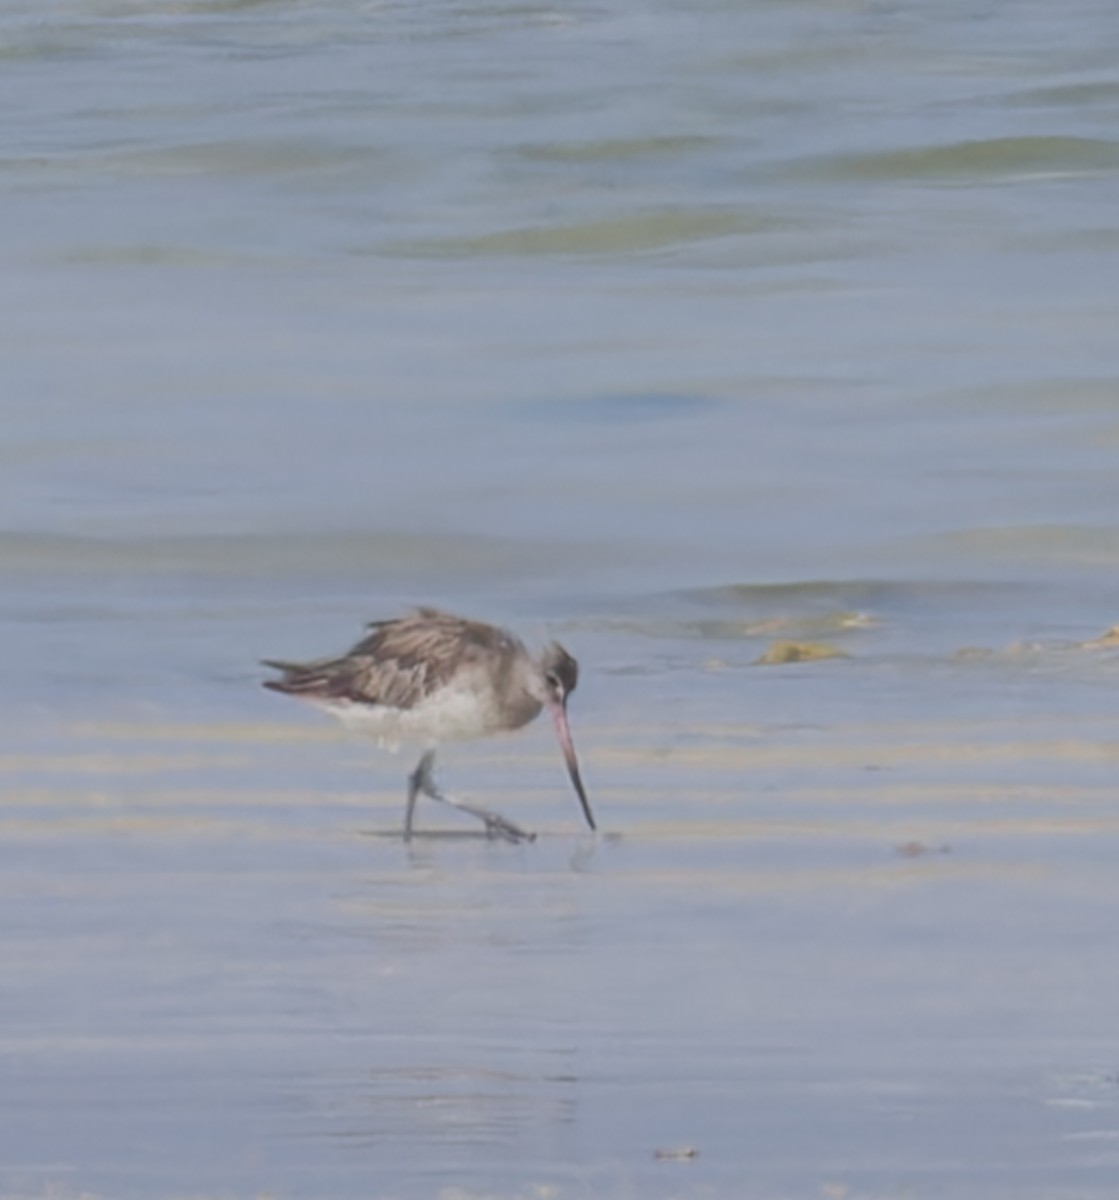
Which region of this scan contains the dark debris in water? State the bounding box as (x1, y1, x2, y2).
(896, 841, 953, 858)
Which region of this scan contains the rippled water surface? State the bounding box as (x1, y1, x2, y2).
(4, 1, 1119, 1197)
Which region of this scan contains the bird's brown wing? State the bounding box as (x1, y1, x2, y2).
(262, 608, 520, 711)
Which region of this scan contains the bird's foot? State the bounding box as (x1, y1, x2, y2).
(483, 813, 537, 844)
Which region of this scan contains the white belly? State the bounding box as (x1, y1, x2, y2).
(313, 678, 535, 751)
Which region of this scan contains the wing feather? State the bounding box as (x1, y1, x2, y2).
(262, 609, 522, 711)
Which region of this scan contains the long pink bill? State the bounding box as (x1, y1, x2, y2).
(549, 700, 596, 832)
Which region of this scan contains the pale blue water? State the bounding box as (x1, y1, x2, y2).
(4, 1, 1119, 1197)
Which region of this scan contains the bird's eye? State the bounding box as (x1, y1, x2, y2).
(545, 671, 562, 692)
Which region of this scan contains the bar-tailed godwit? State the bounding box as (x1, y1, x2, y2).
(262, 607, 596, 842)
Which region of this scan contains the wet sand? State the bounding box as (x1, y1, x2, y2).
(6, 700, 1119, 1200)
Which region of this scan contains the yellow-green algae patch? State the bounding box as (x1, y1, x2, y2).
(754, 639, 850, 665)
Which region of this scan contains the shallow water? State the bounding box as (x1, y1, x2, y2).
(4, 0, 1119, 1197)
(9, 691, 1119, 1200)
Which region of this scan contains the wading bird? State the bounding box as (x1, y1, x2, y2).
(262, 607, 596, 842)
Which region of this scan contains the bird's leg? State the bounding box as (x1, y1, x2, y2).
(404, 751, 428, 842)
(405, 750, 535, 844)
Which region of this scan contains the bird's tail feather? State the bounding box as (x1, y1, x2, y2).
(260, 657, 344, 697)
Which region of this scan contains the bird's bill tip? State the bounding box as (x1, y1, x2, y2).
(549, 700, 596, 832)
